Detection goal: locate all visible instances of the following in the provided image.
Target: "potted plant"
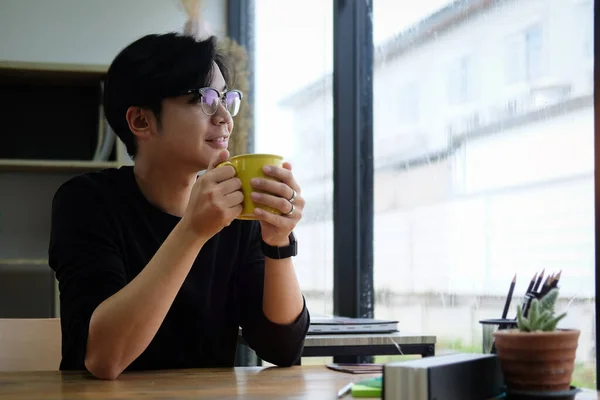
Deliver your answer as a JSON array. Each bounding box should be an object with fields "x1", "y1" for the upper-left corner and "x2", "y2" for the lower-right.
[{"x1": 493, "y1": 288, "x2": 580, "y2": 393}]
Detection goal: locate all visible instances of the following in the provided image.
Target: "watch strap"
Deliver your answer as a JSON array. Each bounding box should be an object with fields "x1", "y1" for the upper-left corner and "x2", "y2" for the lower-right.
[{"x1": 261, "y1": 233, "x2": 298, "y2": 259}]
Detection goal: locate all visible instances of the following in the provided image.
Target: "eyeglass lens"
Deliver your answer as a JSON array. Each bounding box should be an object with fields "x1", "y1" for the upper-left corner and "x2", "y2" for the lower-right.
[{"x1": 201, "y1": 88, "x2": 242, "y2": 117}]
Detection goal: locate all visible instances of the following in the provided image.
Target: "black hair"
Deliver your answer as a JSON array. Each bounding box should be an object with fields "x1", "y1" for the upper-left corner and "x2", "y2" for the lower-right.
[{"x1": 103, "y1": 33, "x2": 231, "y2": 158}]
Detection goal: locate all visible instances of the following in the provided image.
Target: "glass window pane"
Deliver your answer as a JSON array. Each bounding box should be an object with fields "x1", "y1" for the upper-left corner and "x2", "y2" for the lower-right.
[
  {"x1": 254, "y1": 0, "x2": 333, "y2": 318},
  {"x1": 373, "y1": 0, "x2": 595, "y2": 388}
]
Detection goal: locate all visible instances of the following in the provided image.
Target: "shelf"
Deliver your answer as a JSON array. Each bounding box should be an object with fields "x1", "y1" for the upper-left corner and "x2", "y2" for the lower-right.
[
  {"x1": 0, "y1": 259, "x2": 50, "y2": 272},
  {"x1": 0, "y1": 60, "x2": 108, "y2": 84},
  {"x1": 0, "y1": 259, "x2": 48, "y2": 266},
  {"x1": 0, "y1": 159, "x2": 120, "y2": 173},
  {"x1": 0, "y1": 60, "x2": 107, "y2": 73}
]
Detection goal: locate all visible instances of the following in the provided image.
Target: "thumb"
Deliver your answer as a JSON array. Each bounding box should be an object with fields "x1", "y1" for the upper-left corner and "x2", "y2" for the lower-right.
[{"x1": 207, "y1": 150, "x2": 230, "y2": 170}]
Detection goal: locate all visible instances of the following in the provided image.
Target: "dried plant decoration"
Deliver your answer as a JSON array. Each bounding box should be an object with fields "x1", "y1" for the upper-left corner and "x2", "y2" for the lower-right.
[
  {"x1": 180, "y1": 0, "x2": 251, "y2": 155},
  {"x1": 217, "y1": 37, "x2": 250, "y2": 156},
  {"x1": 180, "y1": 0, "x2": 212, "y2": 39}
]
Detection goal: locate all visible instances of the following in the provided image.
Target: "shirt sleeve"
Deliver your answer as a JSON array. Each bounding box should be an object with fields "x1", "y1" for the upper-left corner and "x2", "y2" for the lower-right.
[
  {"x1": 237, "y1": 221, "x2": 310, "y2": 367},
  {"x1": 48, "y1": 176, "x2": 128, "y2": 370}
]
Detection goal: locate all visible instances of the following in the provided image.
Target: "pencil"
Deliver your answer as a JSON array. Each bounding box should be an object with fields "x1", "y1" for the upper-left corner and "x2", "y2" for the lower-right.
[
  {"x1": 540, "y1": 273, "x2": 553, "y2": 294},
  {"x1": 532, "y1": 269, "x2": 545, "y2": 293},
  {"x1": 540, "y1": 276, "x2": 555, "y2": 297},
  {"x1": 519, "y1": 273, "x2": 537, "y2": 317},
  {"x1": 524, "y1": 269, "x2": 545, "y2": 317},
  {"x1": 551, "y1": 270, "x2": 562, "y2": 289},
  {"x1": 543, "y1": 273, "x2": 552, "y2": 288},
  {"x1": 525, "y1": 272, "x2": 537, "y2": 294},
  {"x1": 501, "y1": 274, "x2": 517, "y2": 319}
]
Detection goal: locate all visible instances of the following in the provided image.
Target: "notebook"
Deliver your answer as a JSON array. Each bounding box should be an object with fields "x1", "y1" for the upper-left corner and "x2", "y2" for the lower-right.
[
  {"x1": 308, "y1": 315, "x2": 398, "y2": 335},
  {"x1": 327, "y1": 363, "x2": 384, "y2": 374}
]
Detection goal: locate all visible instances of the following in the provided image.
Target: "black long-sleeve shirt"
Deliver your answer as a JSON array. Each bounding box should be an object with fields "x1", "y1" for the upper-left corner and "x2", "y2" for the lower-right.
[{"x1": 48, "y1": 166, "x2": 309, "y2": 371}]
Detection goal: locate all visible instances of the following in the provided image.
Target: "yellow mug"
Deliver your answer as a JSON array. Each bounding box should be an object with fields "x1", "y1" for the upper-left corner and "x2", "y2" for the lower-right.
[{"x1": 217, "y1": 153, "x2": 284, "y2": 220}]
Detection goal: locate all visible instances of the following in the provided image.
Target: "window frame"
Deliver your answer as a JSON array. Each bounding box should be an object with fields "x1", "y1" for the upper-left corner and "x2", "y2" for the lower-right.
[
  {"x1": 227, "y1": 0, "x2": 259, "y2": 367},
  {"x1": 227, "y1": 0, "x2": 255, "y2": 153},
  {"x1": 594, "y1": 0, "x2": 599, "y2": 387},
  {"x1": 331, "y1": 0, "x2": 375, "y2": 353}
]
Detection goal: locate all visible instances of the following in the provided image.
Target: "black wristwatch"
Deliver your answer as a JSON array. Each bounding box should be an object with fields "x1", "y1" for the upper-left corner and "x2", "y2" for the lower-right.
[{"x1": 261, "y1": 232, "x2": 298, "y2": 259}]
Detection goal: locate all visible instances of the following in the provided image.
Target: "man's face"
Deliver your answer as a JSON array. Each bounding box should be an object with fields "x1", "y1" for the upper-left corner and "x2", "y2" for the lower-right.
[{"x1": 145, "y1": 62, "x2": 234, "y2": 171}]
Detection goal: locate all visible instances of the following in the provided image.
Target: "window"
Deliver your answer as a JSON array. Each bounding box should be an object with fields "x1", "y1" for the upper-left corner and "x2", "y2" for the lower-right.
[
  {"x1": 448, "y1": 55, "x2": 473, "y2": 106},
  {"x1": 373, "y1": 0, "x2": 595, "y2": 389},
  {"x1": 524, "y1": 25, "x2": 542, "y2": 81},
  {"x1": 254, "y1": 0, "x2": 333, "y2": 317},
  {"x1": 505, "y1": 24, "x2": 543, "y2": 84}
]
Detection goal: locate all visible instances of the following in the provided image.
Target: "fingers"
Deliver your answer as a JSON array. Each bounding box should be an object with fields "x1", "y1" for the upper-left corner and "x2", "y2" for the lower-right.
[
  {"x1": 224, "y1": 191, "x2": 244, "y2": 209},
  {"x1": 214, "y1": 177, "x2": 243, "y2": 209},
  {"x1": 219, "y1": 176, "x2": 242, "y2": 195},
  {"x1": 262, "y1": 164, "x2": 301, "y2": 194},
  {"x1": 253, "y1": 207, "x2": 299, "y2": 230},
  {"x1": 207, "y1": 149, "x2": 230, "y2": 170},
  {"x1": 207, "y1": 165, "x2": 236, "y2": 183},
  {"x1": 250, "y1": 192, "x2": 293, "y2": 214},
  {"x1": 251, "y1": 191, "x2": 305, "y2": 227},
  {"x1": 250, "y1": 178, "x2": 298, "y2": 204}
]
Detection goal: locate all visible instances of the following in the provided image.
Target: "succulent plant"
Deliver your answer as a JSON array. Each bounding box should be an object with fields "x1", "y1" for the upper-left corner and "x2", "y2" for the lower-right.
[{"x1": 516, "y1": 288, "x2": 567, "y2": 332}]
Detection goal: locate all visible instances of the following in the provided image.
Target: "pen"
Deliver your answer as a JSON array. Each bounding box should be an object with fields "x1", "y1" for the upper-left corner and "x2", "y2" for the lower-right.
[{"x1": 337, "y1": 382, "x2": 353, "y2": 398}]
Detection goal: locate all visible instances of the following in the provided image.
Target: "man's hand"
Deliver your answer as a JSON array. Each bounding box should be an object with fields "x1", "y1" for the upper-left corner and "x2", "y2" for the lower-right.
[
  {"x1": 182, "y1": 150, "x2": 243, "y2": 241},
  {"x1": 249, "y1": 161, "x2": 304, "y2": 247}
]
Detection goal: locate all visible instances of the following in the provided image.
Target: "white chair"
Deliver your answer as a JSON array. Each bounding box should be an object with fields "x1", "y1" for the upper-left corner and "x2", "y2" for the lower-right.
[{"x1": 0, "y1": 318, "x2": 61, "y2": 371}]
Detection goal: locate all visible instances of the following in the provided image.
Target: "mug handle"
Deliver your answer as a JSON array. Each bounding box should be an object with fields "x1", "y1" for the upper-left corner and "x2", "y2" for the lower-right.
[{"x1": 216, "y1": 160, "x2": 236, "y2": 171}]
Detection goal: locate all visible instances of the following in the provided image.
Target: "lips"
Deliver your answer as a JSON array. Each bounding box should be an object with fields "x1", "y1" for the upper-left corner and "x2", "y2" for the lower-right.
[
  {"x1": 205, "y1": 133, "x2": 229, "y2": 142},
  {"x1": 205, "y1": 135, "x2": 229, "y2": 149},
  {"x1": 206, "y1": 137, "x2": 228, "y2": 143}
]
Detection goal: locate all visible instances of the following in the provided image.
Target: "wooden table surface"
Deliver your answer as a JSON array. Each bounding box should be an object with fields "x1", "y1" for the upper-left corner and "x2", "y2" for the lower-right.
[
  {"x1": 0, "y1": 365, "x2": 597, "y2": 399},
  {"x1": 0, "y1": 366, "x2": 378, "y2": 399}
]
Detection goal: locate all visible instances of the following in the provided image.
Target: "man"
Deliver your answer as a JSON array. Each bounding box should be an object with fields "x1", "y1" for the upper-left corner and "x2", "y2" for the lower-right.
[{"x1": 48, "y1": 33, "x2": 309, "y2": 380}]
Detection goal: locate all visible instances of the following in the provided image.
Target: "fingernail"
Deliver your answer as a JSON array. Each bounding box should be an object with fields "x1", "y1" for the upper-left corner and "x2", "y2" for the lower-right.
[
  {"x1": 254, "y1": 208, "x2": 263, "y2": 215},
  {"x1": 251, "y1": 192, "x2": 260, "y2": 200},
  {"x1": 251, "y1": 178, "x2": 260, "y2": 186},
  {"x1": 263, "y1": 166, "x2": 271, "y2": 173}
]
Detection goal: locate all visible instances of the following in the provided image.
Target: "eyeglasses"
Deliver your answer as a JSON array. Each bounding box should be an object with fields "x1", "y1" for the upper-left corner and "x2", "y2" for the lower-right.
[{"x1": 180, "y1": 87, "x2": 243, "y2": 117}]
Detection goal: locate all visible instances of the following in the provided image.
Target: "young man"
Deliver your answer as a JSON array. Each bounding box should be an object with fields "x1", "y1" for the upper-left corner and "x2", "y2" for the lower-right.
[{"x1": 48, "y1": 33, "x2": 309, "y2": 380}]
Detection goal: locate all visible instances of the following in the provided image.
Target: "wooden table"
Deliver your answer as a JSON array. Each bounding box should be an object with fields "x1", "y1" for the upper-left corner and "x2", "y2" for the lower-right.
[
  {"x1": 0, "y1": 366, "x2": 597, "y2": 399},
  {"x1": 0, "y1": 366, "x2": 377, "y2": 399}
]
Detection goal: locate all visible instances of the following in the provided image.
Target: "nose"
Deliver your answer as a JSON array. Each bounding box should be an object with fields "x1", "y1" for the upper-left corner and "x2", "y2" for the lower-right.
[{"x1": 211, "y1": 102, "x2": 232, "y2": 126}]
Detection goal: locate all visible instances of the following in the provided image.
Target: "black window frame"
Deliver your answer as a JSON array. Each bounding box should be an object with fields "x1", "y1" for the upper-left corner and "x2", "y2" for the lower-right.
[
  {"x1": 331, "y1": 0, "x2": 374, "y2": 363},
  {"x1": 227, "y1": 0, "x2": 259, "y2": 367},
  {"x1": 593, "y1": 0, "x2": 598, "y2": 387},
  {"x1": 227, "y1": 0, "x2": 255, "y2": 153}
]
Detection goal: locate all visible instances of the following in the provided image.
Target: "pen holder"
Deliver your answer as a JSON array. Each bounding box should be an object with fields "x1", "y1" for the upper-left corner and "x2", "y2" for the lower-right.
[{"x1": 479, "y1": 318, "x2": 517, "y2": 354}]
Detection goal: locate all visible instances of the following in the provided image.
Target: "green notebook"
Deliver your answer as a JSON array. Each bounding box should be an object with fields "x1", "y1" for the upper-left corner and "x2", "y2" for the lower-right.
[{"x1": 351, "y1": 376, "x2": 382, "y2": 398}]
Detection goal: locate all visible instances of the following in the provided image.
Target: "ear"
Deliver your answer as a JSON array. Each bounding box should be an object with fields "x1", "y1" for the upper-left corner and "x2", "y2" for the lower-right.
[{"x1": 125, "y1": 106, "x2": 154, "y2": 140}]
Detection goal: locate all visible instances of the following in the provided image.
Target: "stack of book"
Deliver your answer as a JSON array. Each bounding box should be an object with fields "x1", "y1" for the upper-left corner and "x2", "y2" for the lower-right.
[{"x1": 308, "y1": 315, "x2": 398, "y2": 335}]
